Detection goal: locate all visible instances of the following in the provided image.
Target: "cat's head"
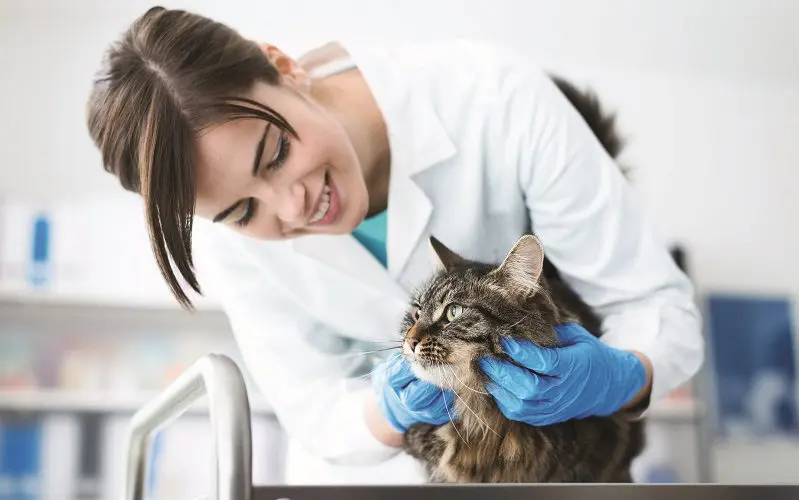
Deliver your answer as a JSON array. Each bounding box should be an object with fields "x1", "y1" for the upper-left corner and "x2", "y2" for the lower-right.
[{"x1": 401, "y1": 234, "x2": 561, "y2": 388}]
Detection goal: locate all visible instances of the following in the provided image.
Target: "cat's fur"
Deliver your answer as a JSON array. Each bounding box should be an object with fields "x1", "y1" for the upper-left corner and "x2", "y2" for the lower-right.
[{"x1": 399, "y1": 77, "x2": 645, "y2": 483}]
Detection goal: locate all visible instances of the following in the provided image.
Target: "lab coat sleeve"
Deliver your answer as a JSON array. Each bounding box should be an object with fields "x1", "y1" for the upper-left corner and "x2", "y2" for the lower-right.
[
  {"x1": 496, "y1": 58, "x2": 705, "y2": 407},
  {"x1": 192, "y1": 228, "x2": 400, "y2": 466}
]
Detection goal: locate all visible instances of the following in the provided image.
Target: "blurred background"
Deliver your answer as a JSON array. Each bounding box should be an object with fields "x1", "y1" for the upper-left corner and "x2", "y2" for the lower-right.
[{"x1": 1, "y1": 0, "x2": 798, "y2": 496}]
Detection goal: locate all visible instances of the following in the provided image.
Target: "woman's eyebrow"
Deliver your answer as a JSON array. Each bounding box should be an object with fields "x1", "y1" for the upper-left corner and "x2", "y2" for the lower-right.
[{"x1": 212, "y1": 123, "x2": 271, "y2": 223}]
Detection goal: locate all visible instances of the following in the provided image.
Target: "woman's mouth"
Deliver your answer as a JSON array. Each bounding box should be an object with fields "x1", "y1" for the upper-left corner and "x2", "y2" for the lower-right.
[{"x1": 308, "y1": 172, "x2": 340, "y2": 226}]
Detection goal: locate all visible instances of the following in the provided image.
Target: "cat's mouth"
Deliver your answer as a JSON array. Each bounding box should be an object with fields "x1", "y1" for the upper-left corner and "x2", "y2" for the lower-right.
[
  {"x1": 403, "y1": 340, "x2": 453, "y2": 388},
  {"x1": 408, "y1": 359, "x2": 457, "y2": 389},
  {"x1": 404, "y1": 345, "x2": 480, "y2": 392},
  {"x1": 403, "y1": 328, "x2": 483, "y2": 389}
]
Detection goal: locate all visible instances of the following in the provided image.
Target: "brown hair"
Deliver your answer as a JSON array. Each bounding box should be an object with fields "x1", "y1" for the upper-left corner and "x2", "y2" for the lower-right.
[{"x1": 86, "y1": 6, "x2": 296, "y2": 309}]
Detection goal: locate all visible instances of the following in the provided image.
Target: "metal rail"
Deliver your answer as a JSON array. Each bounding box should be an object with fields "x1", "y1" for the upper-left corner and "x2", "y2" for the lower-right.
[{"x1": 123, "y1": 353, "x2": 253, "y2": 500}]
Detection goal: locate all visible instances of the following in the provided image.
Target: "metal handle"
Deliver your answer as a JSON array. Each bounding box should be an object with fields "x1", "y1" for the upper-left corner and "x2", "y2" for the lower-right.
[{"x1": 124, "y1": 353, "x2": 252, "y2": 500}]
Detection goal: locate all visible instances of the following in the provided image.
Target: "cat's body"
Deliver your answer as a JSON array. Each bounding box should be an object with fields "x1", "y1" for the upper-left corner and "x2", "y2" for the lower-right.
[
  {"x1": 405, "y1": 403, "x2": 643, "y2": 483},
  {"x1": 401, "y1": 260, "x2": 646, "y2": 483},
  {"x1": 398, "y1": 76, "x2": 646, "y2": 483}
]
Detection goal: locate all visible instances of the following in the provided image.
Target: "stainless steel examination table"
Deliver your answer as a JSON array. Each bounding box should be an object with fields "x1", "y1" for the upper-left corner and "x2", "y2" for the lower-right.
[{"x1": 122, "y1": 353, "x2": 789, "y2": 500}]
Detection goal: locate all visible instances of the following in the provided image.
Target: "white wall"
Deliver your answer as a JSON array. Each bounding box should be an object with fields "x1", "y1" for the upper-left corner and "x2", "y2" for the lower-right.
[
  {"x1": 2, "y1": 0, "x2": 798, "y2": 483},
  {"x1": 574, "y1": 70, "x2": 799, "y2": 297},
  {"x1": 1, "y1": 0, "x2": 797, "y2": 295}
]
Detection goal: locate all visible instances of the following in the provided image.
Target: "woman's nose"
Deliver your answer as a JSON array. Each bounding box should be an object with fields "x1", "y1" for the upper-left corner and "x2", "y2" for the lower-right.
[{"x1": 275, "y1": 183, "x2": 307, "y2": 227}]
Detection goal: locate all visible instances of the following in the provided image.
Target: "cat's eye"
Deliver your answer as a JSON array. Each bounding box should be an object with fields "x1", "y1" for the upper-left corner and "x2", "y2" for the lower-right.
[
  {"x1": 445, "y1": 304, "x2": 463, "y2": 322},
  {"x1": 411, "y1": 305, "x2": 421, "y2": 321}
]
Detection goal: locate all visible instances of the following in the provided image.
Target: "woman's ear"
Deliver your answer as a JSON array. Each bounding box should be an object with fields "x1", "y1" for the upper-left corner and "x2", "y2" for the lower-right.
[{"x1": 258, "y1": 43, "x2": 310, "y2": 88}]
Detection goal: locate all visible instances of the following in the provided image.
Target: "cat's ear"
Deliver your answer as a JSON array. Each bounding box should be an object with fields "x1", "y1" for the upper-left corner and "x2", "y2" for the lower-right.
[
  {"x1": 429, "y1": 235, "x2": 466, "y2": 272},
  {"x1": 492, "y1": 234, "x2": 545, "y2": 291}
]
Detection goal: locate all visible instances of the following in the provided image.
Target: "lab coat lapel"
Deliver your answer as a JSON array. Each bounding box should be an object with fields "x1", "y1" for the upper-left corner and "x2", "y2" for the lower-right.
[
  {"x1": 290, "y1": 233, "x2": 402, "y2": 298},
  {"x1": 288, "y1": 233, "x2": 409, "y2": 342},
  {"x1": 384, "y1": 85, "x2": 457, "y2": 284}
]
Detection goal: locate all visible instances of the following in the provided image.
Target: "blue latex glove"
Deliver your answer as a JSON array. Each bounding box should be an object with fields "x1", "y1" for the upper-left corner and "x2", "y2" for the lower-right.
[
  {"x1": 479, "y1": 323, "x2": 648, "y2": 426},
  {"x1": 372, "y1": 353, "x2": 456, "y2": 433}
]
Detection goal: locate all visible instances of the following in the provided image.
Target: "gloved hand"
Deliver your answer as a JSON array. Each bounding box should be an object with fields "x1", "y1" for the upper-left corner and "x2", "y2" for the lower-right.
[
  {"x1": 478, "y1": 323, "x2": 649, "y2": 426},
  {"x1": 372, "y1": 353, "x2": 456, "y2": 433}
]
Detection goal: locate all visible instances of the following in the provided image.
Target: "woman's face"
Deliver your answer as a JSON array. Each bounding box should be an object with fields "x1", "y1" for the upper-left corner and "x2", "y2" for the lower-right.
[{"x1": 193, "y1": 48, "x2": 369, "y2": 240}]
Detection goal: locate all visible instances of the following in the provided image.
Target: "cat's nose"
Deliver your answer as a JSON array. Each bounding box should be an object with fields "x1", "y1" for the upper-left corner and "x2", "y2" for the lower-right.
[
  {"x1": 405, "y1": 325, "x2": 427, "y2": 354},
  {"x1": 406, "y1": 336, "x2": 429, "y2": 354},
  {"x1": 406, "y1": 336, "x2": 422, "y2": 353}
]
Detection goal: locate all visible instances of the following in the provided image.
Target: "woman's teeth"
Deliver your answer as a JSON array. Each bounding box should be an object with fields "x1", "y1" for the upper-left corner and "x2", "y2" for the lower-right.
[{"x1": 309, "y1": 181, "x2": 331, "y2": 223}]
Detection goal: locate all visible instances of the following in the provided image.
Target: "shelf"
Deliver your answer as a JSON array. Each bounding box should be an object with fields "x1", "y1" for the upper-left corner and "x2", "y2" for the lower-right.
[
  {"x1": 0, "y1": 390, "x2": 273, "y2": 417},
  {"x1": 0, "y1": 284, "x2": 223, "y2": 312},
  {"x1": 0, "y1": 390, "x2": 697, "y2": 422},
  {"x1": 0, "y1": 281, "x2": 704, "y2": 426}
]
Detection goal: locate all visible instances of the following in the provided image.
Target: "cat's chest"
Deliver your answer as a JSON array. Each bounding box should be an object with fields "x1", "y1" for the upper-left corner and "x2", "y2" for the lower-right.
[{"x1": 432, "y1": 424, "x2": 523, "y2": 483}]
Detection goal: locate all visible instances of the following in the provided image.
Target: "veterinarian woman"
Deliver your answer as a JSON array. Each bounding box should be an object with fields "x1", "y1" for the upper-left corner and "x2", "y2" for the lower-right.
[{"x1": 87, "y1": 7, "x2": 703, "y2": 484}]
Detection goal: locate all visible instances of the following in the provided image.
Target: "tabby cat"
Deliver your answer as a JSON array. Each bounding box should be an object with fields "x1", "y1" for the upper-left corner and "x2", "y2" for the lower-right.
[{"x1": 399, "y1": 77, "x2": 646, "y2": 483}]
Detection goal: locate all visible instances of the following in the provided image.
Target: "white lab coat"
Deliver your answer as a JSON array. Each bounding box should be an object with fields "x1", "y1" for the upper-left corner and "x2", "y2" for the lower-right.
[{"x1": 192, "y1": 39, "x2": 704, "y2": 485}]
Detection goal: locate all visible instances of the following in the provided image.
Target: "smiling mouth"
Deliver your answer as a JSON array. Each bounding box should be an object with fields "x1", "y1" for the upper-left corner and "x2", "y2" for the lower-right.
[
  {"x1": 306, "y1": 171, "x2": 341, "y2": 227},
  {"x1": 309, "y1": 175, "x2": 331, "y2": 224}
]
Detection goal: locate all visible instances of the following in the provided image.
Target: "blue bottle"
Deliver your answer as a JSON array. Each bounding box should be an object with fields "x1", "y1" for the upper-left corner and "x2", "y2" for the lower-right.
[{"x1": 28, "y1": 212, "x2": 51, "y2": 288}]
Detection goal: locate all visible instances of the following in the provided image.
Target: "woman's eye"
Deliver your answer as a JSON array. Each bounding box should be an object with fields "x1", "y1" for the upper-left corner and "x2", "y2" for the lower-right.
[
  {"x1": 234, "y1": 199, "x2": 256, "y2": 227},
  {"x1": 267, "y1": 132, "x2": 291, "y2": 171},
  {"x1": 446, "y1": 304, "x2": 463, "y2": 322}
]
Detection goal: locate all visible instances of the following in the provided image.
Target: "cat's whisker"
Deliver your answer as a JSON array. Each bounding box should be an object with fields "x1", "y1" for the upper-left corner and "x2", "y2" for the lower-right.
[
  {"x1": 439, "y1": 368, "x2": 479, "y2": 440},
  {"x1": 336, "y1": 347, "x2": 401, "y2": 358},
  {"x1": 352, "y1": 364, "x2": 387, "y2": 382},
  {"x1": 351, "y1": 351, "x2": 404, "y2": 382},
  {"x1": 438, "y1": 363, "x2": 471, "y2": 441},
  {"x1": 447, "y1": 366, "x2": 490, "y2": 395},
  {"x1": 438, "y1": 365, "x2": 471, "y2": 442},
  {"x1": 507, "y1": 312, "x2": 531, "y2": 329},
  {"x1": 439, "y1": 372, "x2": 469, "y2": 448},
  {"x1": 443, "y1": 367, "x2": 501, "y2": 439}
]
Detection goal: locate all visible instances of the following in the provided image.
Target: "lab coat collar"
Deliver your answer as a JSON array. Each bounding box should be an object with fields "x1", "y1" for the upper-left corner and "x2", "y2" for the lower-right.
[
  {"x1": 365, "y1": 46, "x2": 457, "y2": 281},
  {"x1": 291, "y1": 43, "x2": 457, "y2": 291}
]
